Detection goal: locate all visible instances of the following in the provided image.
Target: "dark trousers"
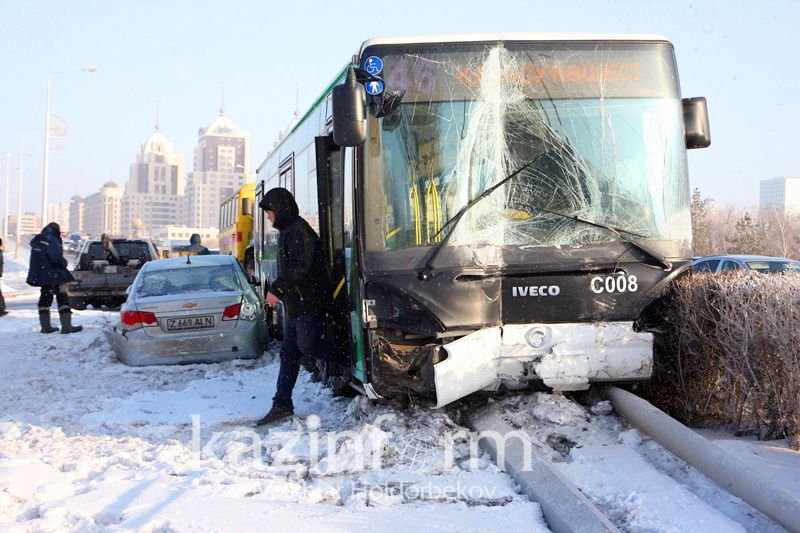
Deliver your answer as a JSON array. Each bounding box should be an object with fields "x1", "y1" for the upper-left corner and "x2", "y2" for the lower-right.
[
  {"x1": 38, "y1": 284, "x2": 70, "y2": 311},
  {"x1": 0, "y1": 281, "x2": 5, "y2": 313},
  {"x1": 273, "y1": 312, "x2": 345, "y2": 410}
]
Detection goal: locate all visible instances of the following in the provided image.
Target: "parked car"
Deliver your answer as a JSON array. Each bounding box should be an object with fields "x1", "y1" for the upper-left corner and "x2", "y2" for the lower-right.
[
  {"x1": 63, "y1": 232, "x2": 89, "y2": 254},
  {"x1": 104, "y1": 254, "x2": 267, "y2": 366},
  {"x1": 692, "y1": 255, "x2": 800, "y2": 274},
  {"x1": 68, "y1": 237, "x2": 160, "y2": 309},
  {"x1": 160, "y1": 239, "x2": 192, "y2": 258}
]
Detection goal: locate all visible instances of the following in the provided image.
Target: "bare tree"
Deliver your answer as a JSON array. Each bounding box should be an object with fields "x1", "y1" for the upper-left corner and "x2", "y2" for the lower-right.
[
  {"x1": 759, "y1": 207, "x2": 792, "y2": 258},
  {"x1": 691, "y1": 188, "x2": 712, "y2": 256},
  {"x1": 706, "y1": 204, "x2": 744, "y2": 255},
  {"x1": 729, "y1": 212, "x2": 767, "y2": 254}
]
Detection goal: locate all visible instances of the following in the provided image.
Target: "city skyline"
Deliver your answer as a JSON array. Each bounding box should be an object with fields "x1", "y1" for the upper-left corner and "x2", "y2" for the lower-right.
[
  {"x1": 48, "y1": 108, "x2": 254, "y2": 237},
  {"x1": 2, "y1": 0, "x2": 799, "y2": 218}
]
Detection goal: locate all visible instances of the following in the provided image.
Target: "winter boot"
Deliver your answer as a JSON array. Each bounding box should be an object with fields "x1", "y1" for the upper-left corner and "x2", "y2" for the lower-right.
[
  {"x1": 58, "y1": 309, "x2": 83, "y2": 334},
  {"x1": 39, "y1": 309, "x2": 59, "y2": 334},
  {"x1": 255, "y1": 405, "x2": 293, "y2": 426}
]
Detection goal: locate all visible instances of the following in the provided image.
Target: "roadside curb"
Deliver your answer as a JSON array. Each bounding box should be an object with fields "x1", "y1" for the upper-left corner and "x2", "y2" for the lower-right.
[{"x1": 466, "y1": 404, "x2": 618, "y2": 533}]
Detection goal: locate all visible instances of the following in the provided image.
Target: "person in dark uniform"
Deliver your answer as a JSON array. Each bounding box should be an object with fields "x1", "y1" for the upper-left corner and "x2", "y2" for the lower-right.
[
  {"x1": 26, "y1": 222, "x2": 82, "y2": 334},
  {"x1": 186, "y1": 233, "x2": 210, "y2": 255},
  {"x1": 0, "y1": 238, "x2": 7, "y2": 317},
  {"x1": 255, "y1": 187, "x2": 346, "y2": 425}
]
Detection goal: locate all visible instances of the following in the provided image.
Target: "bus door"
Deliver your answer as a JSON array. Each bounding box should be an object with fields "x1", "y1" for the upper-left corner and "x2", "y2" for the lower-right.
[{"x1": 315, "y1": 135, "x2": 362, "y2": 377}]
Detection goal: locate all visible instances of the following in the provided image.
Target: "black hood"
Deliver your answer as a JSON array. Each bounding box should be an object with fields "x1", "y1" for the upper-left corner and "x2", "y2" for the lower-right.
[
  {"x1": 190, "y1": 233, "x2": 202, "y2": 245},
  {"x1": 31, "y1": 222, "x2": 59, "y2": 246},
  {"x1": 259, "y1": 187, "x2": 299, "y2": 230}
]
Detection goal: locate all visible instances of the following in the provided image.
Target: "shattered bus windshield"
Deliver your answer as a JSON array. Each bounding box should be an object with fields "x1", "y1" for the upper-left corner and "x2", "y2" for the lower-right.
[{"x1": 362, "y1": 42, "x2": 691, "y2": 271}]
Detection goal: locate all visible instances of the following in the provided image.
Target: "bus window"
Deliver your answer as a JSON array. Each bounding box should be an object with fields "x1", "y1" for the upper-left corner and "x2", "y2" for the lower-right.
[{"x1": 279, "y1": 155, "x2": 294, "y2": 192}]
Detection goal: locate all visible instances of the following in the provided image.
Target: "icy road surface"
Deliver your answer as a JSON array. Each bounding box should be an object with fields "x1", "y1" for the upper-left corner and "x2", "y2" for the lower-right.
[{"x1": 0, "y1": 250, "x2": 797, "y2": 532}]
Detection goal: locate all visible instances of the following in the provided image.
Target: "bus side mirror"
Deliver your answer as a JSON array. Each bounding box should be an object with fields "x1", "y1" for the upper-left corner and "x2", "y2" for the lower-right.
[
  {"x1": 683, "y1": 97, "x2": 711, "y2": 149},
  {"x1": 242, "y1": 197, "x2": 253, "y2": 217},
  {"x1": 332, "y1": 67, "x2": 366, "y2": 147}
]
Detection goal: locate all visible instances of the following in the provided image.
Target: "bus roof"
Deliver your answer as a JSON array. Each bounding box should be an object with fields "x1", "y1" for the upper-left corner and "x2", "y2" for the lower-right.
[{"x1": 359, "y1": 33, "x2": 670, "y2": 52}]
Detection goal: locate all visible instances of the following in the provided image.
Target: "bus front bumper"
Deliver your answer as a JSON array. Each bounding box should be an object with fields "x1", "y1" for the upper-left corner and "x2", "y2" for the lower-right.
[{"x1": 433, "y1": 322, "x2": 653, "y2": 408}]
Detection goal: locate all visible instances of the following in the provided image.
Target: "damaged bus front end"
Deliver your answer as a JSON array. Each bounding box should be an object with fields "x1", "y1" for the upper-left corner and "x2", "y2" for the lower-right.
[{"x1": 314, "y1": 34, "x2": 710, "y2": 407}]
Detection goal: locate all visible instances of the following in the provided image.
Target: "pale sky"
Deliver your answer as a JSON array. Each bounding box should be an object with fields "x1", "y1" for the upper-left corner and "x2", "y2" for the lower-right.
[{"x1": 1, "y1": 0, "x2": 798, "y2": 217}]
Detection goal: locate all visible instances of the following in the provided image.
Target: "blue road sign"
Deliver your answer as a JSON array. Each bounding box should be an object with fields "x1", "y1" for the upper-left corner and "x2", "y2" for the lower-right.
[
  {"x1": 364, "y1": 56, "x2": 383, "y2": 76},
  {"x1": 366, "y1": 80, "x2": 384, "y2": 95}
]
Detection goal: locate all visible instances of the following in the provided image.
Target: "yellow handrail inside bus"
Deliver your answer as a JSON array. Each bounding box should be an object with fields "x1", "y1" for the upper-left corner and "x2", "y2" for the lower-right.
[
  {"x1": 333, "y1": 276, "x2": 346, "y2": 300},
  {"x1": 409, "y1": 184, "x2": 422, "y2": 245},
  {"x1": 426, "y1": 165, "x2": 442, "y2": 243},
  {"x1": 385, "y1": 194, "x2": 402, "y2": 245}
]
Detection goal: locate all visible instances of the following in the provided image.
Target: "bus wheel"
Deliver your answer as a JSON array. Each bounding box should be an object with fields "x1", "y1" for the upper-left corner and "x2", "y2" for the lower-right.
[
  {"x1": 245, "y1": 256, "x2": 255, "y2": 278},
  {"x1": 323, "y1": 363, "x2": 358, "y2": 397}
]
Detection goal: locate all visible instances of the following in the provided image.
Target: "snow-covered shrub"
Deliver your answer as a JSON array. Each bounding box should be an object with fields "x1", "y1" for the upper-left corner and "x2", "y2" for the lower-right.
[{"x1": 644, "y1": 271, "x2": 800, "y2": 450}]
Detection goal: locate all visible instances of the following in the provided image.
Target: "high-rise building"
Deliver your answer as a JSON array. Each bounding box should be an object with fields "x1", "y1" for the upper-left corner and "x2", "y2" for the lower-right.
[
  {"x1": 47, "y1": 202, "x2": 71, "y2": 232},
  {"x1": 69, "y1": 195, "x2": 84, "y2": 233},
  {"x1": 184, "y1": 108, "x2": 254, "y2": 230},
  {"x1": 13, "y1": 212, "x2": 42, "y2": 236},
  {"x1": 759, "y1": 177, "x2": 800, "y2": 216},
  {"x1": 83, "y1": 181, "x2": 123, "y2": 236},
  {"x1": 122, "y1": 125, "x2": 185, "y2": 236}
]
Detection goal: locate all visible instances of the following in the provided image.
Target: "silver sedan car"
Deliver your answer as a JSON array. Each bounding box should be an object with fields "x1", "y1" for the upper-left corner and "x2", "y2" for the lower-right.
[
  {"x1": 105, "y1": 255, "x2": 267, "y2": 366},
  {"x1": 692, "y1": 255, "x2": 800, "y2": 274}
]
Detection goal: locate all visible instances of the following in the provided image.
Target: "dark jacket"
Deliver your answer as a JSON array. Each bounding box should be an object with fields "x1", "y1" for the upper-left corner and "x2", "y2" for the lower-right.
[
  {"x1": 27, "y1": 224, "x2": 73, "y2": 287},
  {"x1": 260, "y1": 187, "x2": 331, "y2": 317},
  {"x1": 0, "y1": 246, "x2": 4, "y2": 278},
  {"x1": 186, "y1": 233, "x2": 210, "y2": 255}
]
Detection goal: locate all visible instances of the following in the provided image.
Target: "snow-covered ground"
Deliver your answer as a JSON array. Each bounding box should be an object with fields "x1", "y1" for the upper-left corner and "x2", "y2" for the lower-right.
[{"x1": 1, "y1": 242, "x2": 798, "y2": 532}]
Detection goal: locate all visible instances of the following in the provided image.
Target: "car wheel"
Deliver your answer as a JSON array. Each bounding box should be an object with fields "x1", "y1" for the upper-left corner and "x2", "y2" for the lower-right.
[
  {"x1": 106, "y1": 299, "x2": 124, "y2": 310},
  {"x1": 70, "y1": 297, "x2": 87, "y2": 310}
]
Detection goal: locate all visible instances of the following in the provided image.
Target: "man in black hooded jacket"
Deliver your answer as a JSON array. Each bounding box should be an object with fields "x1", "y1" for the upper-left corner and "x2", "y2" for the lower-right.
[
  {"x1": 186, "y1": 233, "x2": 210, "y2": 255},
  {"x1": 256, "y1": 187, "x2": 346, "y2": 425}
]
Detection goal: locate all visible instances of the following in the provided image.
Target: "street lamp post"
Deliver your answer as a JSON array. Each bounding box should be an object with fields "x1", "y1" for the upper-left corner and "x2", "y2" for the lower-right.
[
  {"x1": 16, "y1": 133, "x2": 26, "y2": 259},
  {"x1": 15, "y1": 129, "x2": 39, "y2": 259},
  {"x1": 42, "y1": 66, "x2": 96, "y2": 229},
  {"x1": 4, "y1": 153, "x2": 11, "y2": 240}
]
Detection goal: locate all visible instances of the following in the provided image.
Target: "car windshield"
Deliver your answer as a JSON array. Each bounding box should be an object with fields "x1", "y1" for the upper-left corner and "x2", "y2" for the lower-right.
[
  {"x1": 137, "y1": 265, "x2": 241, "y2": 297},
  {"x1": 745, "y1": 260, "x2": 800, "y2": 273},
  {"x1": 362, "y1": 41, "x2": 691, "y2": 271}
]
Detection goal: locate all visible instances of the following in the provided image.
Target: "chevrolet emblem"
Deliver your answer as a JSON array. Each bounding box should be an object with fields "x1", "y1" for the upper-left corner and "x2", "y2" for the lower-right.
[{"x1": 182, "y1": 302, "x2": 197, "y2": 308}]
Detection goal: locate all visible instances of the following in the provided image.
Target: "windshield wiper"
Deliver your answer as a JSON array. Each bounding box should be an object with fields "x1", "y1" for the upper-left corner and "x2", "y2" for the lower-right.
[
  {"x1": 418, "y1": 153, "x2": 547, "y2": 281},
  {"x1": 517, "y1": 202, "x2": 673, "y2": 270}
]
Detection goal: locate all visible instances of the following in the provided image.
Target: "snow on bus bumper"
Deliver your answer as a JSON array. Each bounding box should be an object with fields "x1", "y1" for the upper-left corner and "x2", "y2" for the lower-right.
[{"x1": 433, "y1": 322, "x2": 653, "y2": 408}]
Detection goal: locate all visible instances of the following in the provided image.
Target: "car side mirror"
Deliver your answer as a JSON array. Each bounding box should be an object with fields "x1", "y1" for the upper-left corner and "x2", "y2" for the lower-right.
[
  {"x1": 332, "y1": 67, "x2": 366, "y2": 147},
  {"x1": 683, "y1": 97, "x2": 711, "y2": 149}
]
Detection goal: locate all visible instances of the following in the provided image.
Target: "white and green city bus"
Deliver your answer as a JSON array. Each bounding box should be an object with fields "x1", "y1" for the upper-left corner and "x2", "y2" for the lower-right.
[{"x1": 251, "y1": 33, "x2": 710, "y2": 406}]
